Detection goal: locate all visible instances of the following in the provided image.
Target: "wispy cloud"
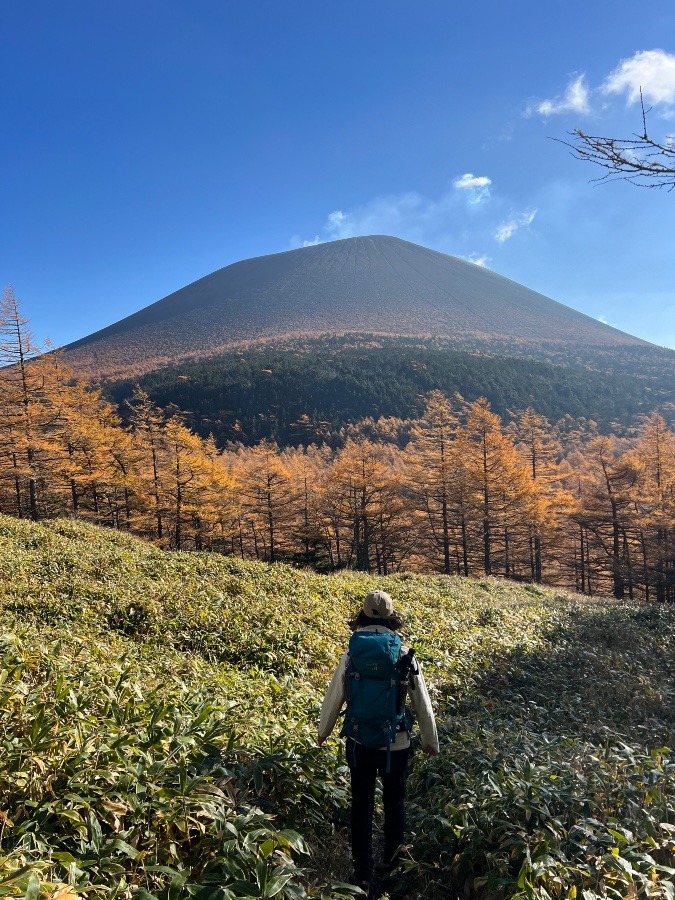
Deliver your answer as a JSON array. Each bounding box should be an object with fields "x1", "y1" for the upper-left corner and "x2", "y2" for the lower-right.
[
  {"x1": 327, "y1": 211, "x2": 348, "y2": 232},
  {"x1": 453, "y1": 173, "x2": 492, "y2": 204},
  {"x1": 317, "y1": 192, "x2": 437, "y2": 242},
  {"x1": 495, "y1": 210, "x2": 537, "y2": 244},
  {"x1": 602, "y1": 49, "x2": 675, "y2": 107},
  {"x1": 465, "y1": 253, "x2": 490, "y2": 267},
  {"x1": 292, "y1": 174, "x2": 495, "y2": 249},
  {"x1": 596, "y1": 314, "x2": 620, "y2": 328},
  {"x1": 526, "y1": 74, "x2": 590, "y2": 117},
  {"x1": 291, "y1": 174, "x2": 540, "y2": 261}
]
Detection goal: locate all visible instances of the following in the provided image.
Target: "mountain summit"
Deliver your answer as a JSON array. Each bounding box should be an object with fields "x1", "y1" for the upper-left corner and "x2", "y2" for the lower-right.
[{"x1": 65, "y1": 235, "x2": 649, "y2": 379}]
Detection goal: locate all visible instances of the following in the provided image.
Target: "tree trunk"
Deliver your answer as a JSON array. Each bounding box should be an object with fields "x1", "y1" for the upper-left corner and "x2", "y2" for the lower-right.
[{"x1": 611, "y1": 498, "x2": 625, "y2": 599}]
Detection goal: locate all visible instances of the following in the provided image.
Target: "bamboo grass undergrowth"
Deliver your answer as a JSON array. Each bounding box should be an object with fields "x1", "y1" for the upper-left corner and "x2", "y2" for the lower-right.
[{"x1": 1, "y1": 516, "x2": 674, "y2": 899}]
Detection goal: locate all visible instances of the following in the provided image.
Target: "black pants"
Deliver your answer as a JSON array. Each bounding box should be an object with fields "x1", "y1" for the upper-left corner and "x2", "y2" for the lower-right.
[{"x1": 346, "y1": 738, "x2": 412, "y2": 881}]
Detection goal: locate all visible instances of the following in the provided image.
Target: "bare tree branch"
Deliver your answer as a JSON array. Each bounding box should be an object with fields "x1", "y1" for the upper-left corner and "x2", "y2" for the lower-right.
[{"x1": 556, "y1": 91, "x2": 675, "y2": 190}]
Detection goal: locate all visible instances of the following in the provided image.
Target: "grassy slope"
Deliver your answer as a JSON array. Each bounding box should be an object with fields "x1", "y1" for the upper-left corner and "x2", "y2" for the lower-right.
[{"x1": 1, "y1": 516, "x2": 675, "y2": 899}]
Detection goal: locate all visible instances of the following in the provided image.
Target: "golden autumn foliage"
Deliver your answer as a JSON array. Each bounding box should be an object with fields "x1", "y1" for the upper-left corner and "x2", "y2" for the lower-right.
[{"x1": 1, "y1": 289, "x2": 674, "y2": 598}]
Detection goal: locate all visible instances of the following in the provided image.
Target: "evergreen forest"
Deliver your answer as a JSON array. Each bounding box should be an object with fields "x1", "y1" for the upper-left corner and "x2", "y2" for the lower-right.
[{"x1": 105, "y1": 337, "x2": 675, "y2": 447}]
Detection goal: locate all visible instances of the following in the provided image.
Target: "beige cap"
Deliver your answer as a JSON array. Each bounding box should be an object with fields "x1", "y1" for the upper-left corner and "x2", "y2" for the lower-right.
[{"x1": 363, "y1": 589, "x2": 395, "y2": 619}]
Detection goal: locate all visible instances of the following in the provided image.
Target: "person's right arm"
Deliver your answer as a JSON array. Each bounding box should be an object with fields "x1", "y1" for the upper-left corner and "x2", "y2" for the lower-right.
[{"x1": 318, "y1": 652, "x2": 348, "y2": 745}]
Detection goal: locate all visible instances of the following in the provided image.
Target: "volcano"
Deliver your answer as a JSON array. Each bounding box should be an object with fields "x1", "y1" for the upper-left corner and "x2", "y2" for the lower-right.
[{"x1": 64, "y1": 235, "x2": 650, "y2": 380}]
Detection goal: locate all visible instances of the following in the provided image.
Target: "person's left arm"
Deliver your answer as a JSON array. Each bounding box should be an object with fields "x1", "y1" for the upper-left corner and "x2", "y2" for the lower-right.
[{"x1": 409, "y1": 659, "x2": 439, "y2": 755}]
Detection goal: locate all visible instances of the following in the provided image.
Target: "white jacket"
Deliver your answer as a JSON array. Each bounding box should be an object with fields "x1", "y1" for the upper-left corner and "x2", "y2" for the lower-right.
[{"x1": 318, "y1": 624, "x2": 439, "y2": 753}]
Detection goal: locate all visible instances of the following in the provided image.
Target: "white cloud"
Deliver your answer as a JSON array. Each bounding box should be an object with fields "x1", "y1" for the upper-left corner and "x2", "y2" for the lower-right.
[
  {"x1": 289, "y1": 233, "x2": 323, "y2": 248},
  {"x1": 602, "y1": 49, "x2": 675, "y2": 107},
  {"x1": 320, "y1": 192, "x2": 434, "y2": 242},
  {"x1": 465, "y1": 253, "x2": 490, "y2": 267},
  {"x1": 495, "y1": 222, "x2": 517, "y2": 243},
  {"x1": 454, "y1": 174, "x2": 490, "y2": 190},
  {"x1": 499, "y1": 122, "x2": 515, "y2": 142},
  {"x1": 597, "y1": 315, "x2": 609, "y2": 324},
  {"x1": 495, "y1": 209, "x2": 537, "y2": 244},
  {"x1": 453, "y1": 172, "x2": 492, "y2": 204},
  {"x1": 524, "y1": 50, "x2": 675, "y2": 125},
  {"x1": 526, "y1": 74, "x2": 590, "y2": 117},
  {"x1": 327, "y1": 210, "x2": 347, "y2": 230},
  {"x1": 294, "y1": 176, "x2": 537, "y2": 256},
  {"x1": 310, "y1": 175, "x2": 494, "y2": 245}
]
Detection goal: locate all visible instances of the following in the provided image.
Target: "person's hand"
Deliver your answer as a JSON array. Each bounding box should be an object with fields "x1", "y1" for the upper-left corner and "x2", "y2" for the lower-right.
[{"x1": 423, "y1": 745, "x2": 439, "y2": 756}]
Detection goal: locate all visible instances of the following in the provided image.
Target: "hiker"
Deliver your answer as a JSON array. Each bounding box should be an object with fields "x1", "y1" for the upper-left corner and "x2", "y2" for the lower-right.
[{"x1": 318, "y1": 589, "x2": 439, "y2": 891}]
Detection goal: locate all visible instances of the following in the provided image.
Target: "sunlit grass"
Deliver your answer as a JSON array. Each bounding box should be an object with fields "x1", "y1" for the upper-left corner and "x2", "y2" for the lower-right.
[{"x1": 1, "y1": 516, "x2": 674, "y2": 899}]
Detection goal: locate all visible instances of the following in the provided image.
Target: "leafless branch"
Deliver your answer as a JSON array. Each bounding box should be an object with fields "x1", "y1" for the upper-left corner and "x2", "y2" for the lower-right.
[{"x1": 555, "y1": 91, "x2": 675, "y2": 190}]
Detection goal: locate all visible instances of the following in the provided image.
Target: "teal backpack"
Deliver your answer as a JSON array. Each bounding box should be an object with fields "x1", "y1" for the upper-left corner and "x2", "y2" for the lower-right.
[{"x1": 340, "y1": 630, "x2": 413, "y2": 757}]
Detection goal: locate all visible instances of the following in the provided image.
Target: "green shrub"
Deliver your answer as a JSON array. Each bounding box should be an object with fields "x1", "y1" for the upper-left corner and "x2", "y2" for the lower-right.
[{"x1": 1, "y1": 516, "x2": 675, "y2": 899}]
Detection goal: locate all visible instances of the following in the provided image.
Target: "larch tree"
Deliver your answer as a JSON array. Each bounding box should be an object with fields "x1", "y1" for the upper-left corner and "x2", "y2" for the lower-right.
[
  {"x1": 512, "y1": 407, "x2": 566, "y2": 582},
  {"x1": 406, "y1": 391, "x2": 460, "y2": 574},
  {"x1": 0, "y1": 287, "x2": 62, "y2": 520},
  {"x1": 630, "y1": 414, "x2": 675, "y2": 601},
  {"x1": 368, "y1": 442, "x2": 411, "y2": 575},
  {"x1": 556, "y1": 417, "x2": 607, "y2": 594},
  {"x1": 461, "y1": 398, "x2": 540, "y2": 577},
  {"x1": 324, "y1": 438, "x2": 407, "y2": 573},
  {"x1": 161, "y1": 418, "x2": 228, "y2": 550},
  {"x1": 53, "y1": 369, "x2": 131, "y2": 523},
  {"x1": 281, "y1": 444, "x2": 332, "y2": 568},
  {"x1": 572, "y1": 436, "x2": 638, "y2": 599},
  {"x1": 236, "y1": 440, "x2": 298, "y2": 563},
  {"x1": 127, "y1": 388, "x2": 170, "y2": 541}
]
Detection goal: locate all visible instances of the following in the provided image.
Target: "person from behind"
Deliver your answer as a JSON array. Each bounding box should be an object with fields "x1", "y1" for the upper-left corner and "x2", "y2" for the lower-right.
[{"x1": 318, "y1": 589, "x2": 439, "y2": 893}]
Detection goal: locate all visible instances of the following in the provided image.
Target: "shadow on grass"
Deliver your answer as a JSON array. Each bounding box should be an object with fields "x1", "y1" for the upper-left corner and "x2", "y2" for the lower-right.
[
  {"x1": 459, "y1": 600, "x2": 675, "y2": 744},
  {"x1": 400, "y1": 601, "x2": 675, "y2": 900}
]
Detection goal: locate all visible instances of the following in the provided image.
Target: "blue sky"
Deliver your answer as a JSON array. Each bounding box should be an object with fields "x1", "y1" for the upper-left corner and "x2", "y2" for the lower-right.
[{"x1": 2, "y1": 1, "x2": 675, "y2": 350}]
